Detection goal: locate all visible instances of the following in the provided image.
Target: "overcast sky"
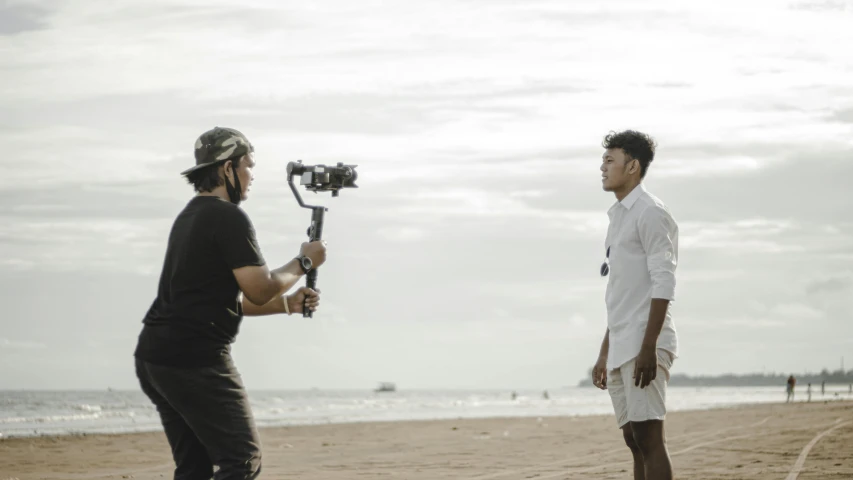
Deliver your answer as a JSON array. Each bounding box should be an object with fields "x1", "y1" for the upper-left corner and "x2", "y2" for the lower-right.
[{"x1": 1, "y1": 0, "x2": 852, "y2": 390}]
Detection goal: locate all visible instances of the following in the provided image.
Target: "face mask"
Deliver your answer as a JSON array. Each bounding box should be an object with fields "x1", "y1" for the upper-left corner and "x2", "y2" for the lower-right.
[{"x1": 225, "y1": 162, "x2": 242, "y2": 205}]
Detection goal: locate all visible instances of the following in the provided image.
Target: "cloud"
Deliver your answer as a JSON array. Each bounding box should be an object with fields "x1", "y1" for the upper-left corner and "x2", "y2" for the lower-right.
[
  {"x1": 679, "y1": 218, "x2": 850, "y2": 254},
  {"x1": 426, "y1": 317, "x2": 596, "y2": 345},
  {"x1": 788, "y1": 0, "x2": 851, "y2": 12},
  {"x1": 376, "y1": 226, "x2": 426, "y2": 242},
  {"x1": 688, "y1": 304, "x2": 824, "y2": 330},
  {"x1": 568, "y1": 314, "x2": 587, "y2": 327},
  {"x1": 372, "y1": 191, "x2": 609, "y2": 245},
  {"x1": 680, "y1": 218, "x2": 796, "y2": 251},
  {"x1": 509, "y1": 190, "x2": 554, "y2": 198},
  {"x1": 0, "y1": 214, "x2": 171, "y2": 274},
  {"x1": 473, "y1": 281, "x2": 600, "y2": 306},
  {"x1": 0, "y1": 182, "x2": 181, "y2": 219},
  {"x1": 1, "y1": 258, "x2": 37, "y2": 271},
  {"x1": 0, "y1": 126, "x2": 184, "y2": 189},
  {"x1": 805, "y1": 274, "x2": 853, "y2": 295},
  {"x1": 0, "y1": 1, "x2": 51, "y2": 36},
  {"x1": 679, "y1": 269, "x2": 747, "y2": 282},
  {"x1": 653, "y1": 156, "x2": 763, "y2": 178},
  {"x1": 831, "y1": 107, "x2": 853, "y2": 124},
  {"x1": 385, "y1": 188, "x2": 603, "y2": 224},
  {"x1": 769, "y1": 303, "x2": 825, "y2": 320},
  {"x1": 718, "y1": 317, "x2": 787, "y2": 328},
  {"x1": 0, "y1": 337, "x2": 46, "y2": 349}
]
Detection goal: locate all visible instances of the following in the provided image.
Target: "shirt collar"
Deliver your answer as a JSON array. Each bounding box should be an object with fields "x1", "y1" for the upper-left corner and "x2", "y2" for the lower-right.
[
  {"x1": 607, "y1": 183, "x2": 647, "y2": 216},
  {"x1": 620, "y1": 183, "x2": 646, "y2": 210}
]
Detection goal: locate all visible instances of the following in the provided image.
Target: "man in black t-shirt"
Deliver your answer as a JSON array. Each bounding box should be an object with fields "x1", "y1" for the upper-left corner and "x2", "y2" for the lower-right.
[{"x1": 134, "y1": 127, "x2": 327, "y2": 480}]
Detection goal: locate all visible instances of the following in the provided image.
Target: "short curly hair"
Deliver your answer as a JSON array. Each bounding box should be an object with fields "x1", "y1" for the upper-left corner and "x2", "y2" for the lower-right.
[{"x1": 602, "y1": 130, "x2": 657, "y2": 178}]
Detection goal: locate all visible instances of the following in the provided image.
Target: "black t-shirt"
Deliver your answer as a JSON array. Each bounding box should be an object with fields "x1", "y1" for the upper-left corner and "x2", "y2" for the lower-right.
[{"x1": 134, "y1": 196, "x2": 266, "y2": 367}]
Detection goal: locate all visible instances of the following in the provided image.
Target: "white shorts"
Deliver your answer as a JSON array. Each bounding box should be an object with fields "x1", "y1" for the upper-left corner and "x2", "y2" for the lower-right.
[{"x1": 607, "y1": 349, "x2": 675, "y2": 429}]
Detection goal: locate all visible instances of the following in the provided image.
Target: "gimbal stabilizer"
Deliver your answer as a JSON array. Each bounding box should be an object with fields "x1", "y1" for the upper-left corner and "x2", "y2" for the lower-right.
[{"x1": 286, "y1": 160, "x2": 358, "y2": 317}]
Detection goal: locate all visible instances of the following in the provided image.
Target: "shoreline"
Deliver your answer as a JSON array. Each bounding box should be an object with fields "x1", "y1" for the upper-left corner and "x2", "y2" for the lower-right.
[
  {"x1": 2, "y1": 395, "x2": 850, "y2": 440},
  {"x1": 2, "y1": 400, "x2": 852, "y2": 479}
]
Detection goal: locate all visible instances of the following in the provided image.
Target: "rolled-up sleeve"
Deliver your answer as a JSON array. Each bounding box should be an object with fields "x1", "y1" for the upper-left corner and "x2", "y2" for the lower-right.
[{"x1": 637, "y1": 205, "x2": 678, "y2": 301}]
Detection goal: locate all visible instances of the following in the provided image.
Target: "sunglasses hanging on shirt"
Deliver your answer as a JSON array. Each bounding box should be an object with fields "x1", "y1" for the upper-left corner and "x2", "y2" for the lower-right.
[{"x1": 600, "y1": 246, "x2": 610, "y2": 277}]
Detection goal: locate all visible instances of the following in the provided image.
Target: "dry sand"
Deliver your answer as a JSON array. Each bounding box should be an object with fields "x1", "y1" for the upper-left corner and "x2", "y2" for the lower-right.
[{"x1": 2, "y1": 400, "x2": 851, "y2": 480}]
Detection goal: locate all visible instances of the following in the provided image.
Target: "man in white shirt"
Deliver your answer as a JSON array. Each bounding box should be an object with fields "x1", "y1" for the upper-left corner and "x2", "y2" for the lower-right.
[{"x1": 591, "y1": 130, "x2": 678, "y2": 480}]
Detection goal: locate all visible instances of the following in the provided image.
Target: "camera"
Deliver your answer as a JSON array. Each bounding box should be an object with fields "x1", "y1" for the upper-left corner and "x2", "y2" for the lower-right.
[{"x1": 287, "y1": 161, "x2": 358, "y2": 197}]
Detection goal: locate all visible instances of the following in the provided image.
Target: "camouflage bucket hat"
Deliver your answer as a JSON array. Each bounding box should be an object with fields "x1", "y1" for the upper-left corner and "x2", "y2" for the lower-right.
[{"x1": 181, "y1": 126, "x2": 254, "y2": 176}]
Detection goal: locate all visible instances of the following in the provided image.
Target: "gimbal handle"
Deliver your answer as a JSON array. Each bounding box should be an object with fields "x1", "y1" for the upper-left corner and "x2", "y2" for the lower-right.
[{"x1": 303, "y1": 206, "x2": 325, "y2": 318}]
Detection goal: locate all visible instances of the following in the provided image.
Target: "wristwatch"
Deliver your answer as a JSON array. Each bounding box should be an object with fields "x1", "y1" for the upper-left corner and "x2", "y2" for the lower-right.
[{"x1": 295, "y1": 254, "x2": 313, "y2": 274}]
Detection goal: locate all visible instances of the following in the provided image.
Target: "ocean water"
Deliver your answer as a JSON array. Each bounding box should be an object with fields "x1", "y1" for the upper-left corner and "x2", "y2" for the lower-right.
[{"x1": 1, "y1": 386, "x2": 850, "y2": 438}]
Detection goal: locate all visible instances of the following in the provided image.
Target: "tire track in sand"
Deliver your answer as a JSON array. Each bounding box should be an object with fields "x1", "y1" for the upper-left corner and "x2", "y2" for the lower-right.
[{"x1": 785, "y1": 419, "x2": 851, "y2": 480}]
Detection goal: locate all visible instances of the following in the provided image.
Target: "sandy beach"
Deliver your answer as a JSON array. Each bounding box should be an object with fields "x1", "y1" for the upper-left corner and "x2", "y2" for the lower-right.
[{"x1": 2, "y1": 400, "x2": 851, "y2": 480}]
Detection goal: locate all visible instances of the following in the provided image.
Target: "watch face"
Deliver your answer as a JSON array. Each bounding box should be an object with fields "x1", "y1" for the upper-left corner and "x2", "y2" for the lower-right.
[{"x1": 301, "y1": 257, "x2": 312, "y2": 269}]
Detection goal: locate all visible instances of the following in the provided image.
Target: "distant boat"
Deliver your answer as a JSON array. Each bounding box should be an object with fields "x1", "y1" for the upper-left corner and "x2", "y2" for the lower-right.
[{"x1": 374, "y1": 382, "x2": 396, "y2": 393}]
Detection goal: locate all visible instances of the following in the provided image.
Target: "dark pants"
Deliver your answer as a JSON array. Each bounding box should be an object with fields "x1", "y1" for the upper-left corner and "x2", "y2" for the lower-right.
[{"x1": 135, "y1": 357, "x2": 262, "y2": 480}]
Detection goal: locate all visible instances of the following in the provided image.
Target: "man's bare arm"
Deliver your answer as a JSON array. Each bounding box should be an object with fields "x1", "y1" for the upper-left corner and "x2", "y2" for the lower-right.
[
  {"x1": 242, "y1": 294, "x2": 288, "y2": 316},
  {"x1": 641, "y1": 298, "x2": 669, "y2": 351},
  {"x1": 598, "y1": 327, "x2": 610, "y2": 360},
  {"x1": 233, "y1": 241, "x2": 327, "y2": 306},
  {"x1": 243, "y1": 286, "x2": 321, "y2": 316},
  {"x1": 233, "y1": 259, "x2": 304, "y2": 306},
  {"x1": 592, "y1": 328, "x2": 610, "y2": 389},
  {"x1": 634, "y1": 298, "x2": 670, "y2": 388}
]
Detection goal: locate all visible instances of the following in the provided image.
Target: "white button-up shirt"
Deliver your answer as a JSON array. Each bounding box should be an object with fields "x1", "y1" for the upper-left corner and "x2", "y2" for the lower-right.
[{"x1": 604, "y1": 183, "x2": 679, "y2": 371}]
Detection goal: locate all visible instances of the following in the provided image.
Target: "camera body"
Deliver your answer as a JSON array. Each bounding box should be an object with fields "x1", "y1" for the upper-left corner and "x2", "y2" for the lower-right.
[{"x1": 287, "y1": 161, "x2": 358, "y2": 197}]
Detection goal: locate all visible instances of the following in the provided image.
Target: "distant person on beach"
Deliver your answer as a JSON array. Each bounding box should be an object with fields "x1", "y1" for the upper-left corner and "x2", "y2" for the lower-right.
[
  {"x1": 821, "y1": 380, "x2": 825, "y2": 396},
  {"x1": 590, "y1": 130, "x2": 678, "y2": 480},
  {"x1": 787, "y1": 375, "x2": 796, "y2": 402},
  {"x1": 807, "y1": 383, "x2": 812, "y2": 402},
  {"x1": 133, "y1": 127, "x2": 326, "y2": 479}
]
